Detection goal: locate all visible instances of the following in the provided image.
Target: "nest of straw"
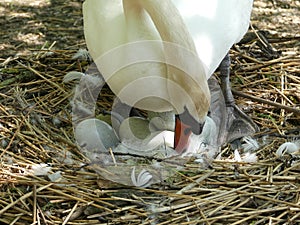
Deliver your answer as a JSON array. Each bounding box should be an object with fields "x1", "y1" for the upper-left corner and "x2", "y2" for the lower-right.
[{"x1": 0, "y1": 0, "x2": 299, "y2": 224}]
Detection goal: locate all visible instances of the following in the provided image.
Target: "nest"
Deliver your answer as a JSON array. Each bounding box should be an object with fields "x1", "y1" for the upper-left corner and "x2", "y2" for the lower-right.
[{"x1": 0, "y1": 0, "x2": 299, "y2": 224}]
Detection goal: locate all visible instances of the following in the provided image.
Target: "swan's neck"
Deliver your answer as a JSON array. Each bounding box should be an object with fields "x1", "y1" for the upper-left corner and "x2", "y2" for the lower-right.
[
  {"x1": 123, "y1": 0, "x2": 195, "y2": 51},
  {"x1": 123, "y1": 0, "x2": 210, "y2": 122}
]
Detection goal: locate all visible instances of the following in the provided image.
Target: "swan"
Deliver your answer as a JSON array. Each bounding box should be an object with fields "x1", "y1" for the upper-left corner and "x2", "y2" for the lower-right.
[{"x1": 82, "y1": 0, "x2": 255, "y2": 154}]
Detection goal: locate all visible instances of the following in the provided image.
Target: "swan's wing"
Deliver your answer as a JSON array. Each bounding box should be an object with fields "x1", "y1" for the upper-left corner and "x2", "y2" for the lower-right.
[{"x1": 173, "y1": 0, "x2": 253, "y2": 77}]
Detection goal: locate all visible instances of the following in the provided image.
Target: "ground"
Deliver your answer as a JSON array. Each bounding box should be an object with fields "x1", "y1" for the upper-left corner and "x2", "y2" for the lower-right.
[{"x1": 0, "y1": 0, "x2": 299, "y2": 224}]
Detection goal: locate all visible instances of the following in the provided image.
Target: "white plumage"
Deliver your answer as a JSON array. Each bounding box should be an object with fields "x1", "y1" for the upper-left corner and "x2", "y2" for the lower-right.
[
  {"x1": 83, "y1": 0, "x2": 252, "y2": 115},
  {"x1": 172, "y1": 0, "x2": 253, "y2": 77},
  {"x1": 82, "y1": 0, "x2": 254, "y2": 153}
]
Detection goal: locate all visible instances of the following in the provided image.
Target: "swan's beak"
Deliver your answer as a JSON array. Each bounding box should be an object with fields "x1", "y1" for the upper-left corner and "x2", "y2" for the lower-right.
[
  {"x1": 174, "y1": 115, "x2": 205, "y2": 154},
  {"x1": 174, "y1": 116, "x2": 192, "y2": 154}
]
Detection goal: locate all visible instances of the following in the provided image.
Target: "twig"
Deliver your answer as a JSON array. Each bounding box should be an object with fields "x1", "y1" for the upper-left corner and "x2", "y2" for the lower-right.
[{"x1": 232, "y1": 89, "x2": 300, "y2": 115}]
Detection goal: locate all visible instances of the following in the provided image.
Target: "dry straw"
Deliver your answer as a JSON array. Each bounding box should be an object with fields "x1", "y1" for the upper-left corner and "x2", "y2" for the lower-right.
[{"x1": 0, "y1": 1, "x2": 299, "y2": 224}]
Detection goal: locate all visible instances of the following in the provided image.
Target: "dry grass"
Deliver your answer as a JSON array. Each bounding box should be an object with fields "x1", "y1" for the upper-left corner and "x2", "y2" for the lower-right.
[{"x1": 0, "y1": 0, "x2": 299, "y2": 224}]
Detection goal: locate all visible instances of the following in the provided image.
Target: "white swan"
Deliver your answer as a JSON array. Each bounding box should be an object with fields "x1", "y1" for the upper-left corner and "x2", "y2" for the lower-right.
[{"x1": 82, "y1": 0, "x2": 254, "y2": 153}]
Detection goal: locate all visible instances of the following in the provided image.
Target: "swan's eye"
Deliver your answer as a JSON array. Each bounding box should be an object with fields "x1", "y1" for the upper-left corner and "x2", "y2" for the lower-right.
[
  {"x1": 178, "y1": 106, "x2": 205, "y2": 135},
  {"x1": 190, "y1": 122, "x2": 204, "y2": 135}
]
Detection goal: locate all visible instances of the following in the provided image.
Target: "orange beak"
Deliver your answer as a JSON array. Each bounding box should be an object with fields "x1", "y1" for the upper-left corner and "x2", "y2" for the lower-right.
[
  {"x1": 174, "y1": 107, "x2": 206, "y2": 154},
  {"x1": 174, "y1": 116, "x2": 192, "y2": 154}
]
